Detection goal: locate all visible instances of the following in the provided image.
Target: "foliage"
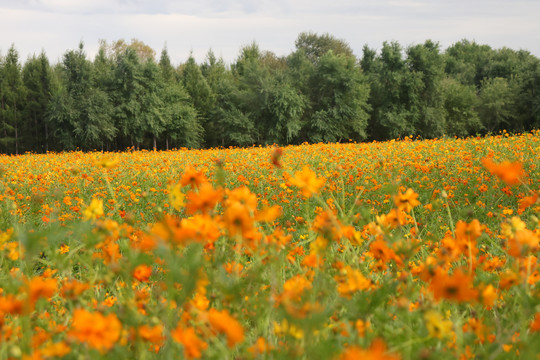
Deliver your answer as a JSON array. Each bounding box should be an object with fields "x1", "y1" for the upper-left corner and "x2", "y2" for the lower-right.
[{"x1": 1, "y1": 34, "x2": 540, "y2": 153}]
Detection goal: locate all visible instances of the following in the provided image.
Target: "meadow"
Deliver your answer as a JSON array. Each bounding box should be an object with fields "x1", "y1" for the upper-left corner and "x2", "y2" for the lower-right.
[{"x1": 0, "y1": 131, "x2": 539, "y2": 359}]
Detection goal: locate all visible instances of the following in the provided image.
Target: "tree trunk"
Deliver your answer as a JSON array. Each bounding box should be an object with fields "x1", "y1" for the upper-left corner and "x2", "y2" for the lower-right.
[
  {"x1": 153, "y1": 135, "x2": 157, "y2": 151},
  {"x1": 45, "y1": 123, "x2": 49, "y2": 152}
]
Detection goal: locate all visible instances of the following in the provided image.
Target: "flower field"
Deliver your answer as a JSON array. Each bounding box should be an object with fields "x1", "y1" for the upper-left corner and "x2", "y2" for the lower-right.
[{"x1": 0, "y1": 131, "x2": 539, "y2": 359}]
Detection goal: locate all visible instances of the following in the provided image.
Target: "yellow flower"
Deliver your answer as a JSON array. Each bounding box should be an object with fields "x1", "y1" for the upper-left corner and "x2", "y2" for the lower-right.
[
  {"x1": 83, "y1": 198, "x2": 104, "y2": 221},
  {"x1": 289, "y1": 166, "x2": 326, "y2": 198},
  {"x1": 394, "y1": 188, "x2": 420, "y2": 212},
  {"x1": 273, "y1": 319, "x2": 304, "y2": 339},
  {"x1": 59, "y1": 244, "x2": 70, "y2": 254},
  {"x1": 95, "y1": 156, "x2": 120, "y2": 169},
  {"x1": 168, "y1": 183, "x2": 185, "y2": 211},
  {"x1": 424, "y1": 310, "x2": 453, "y2": 339}
]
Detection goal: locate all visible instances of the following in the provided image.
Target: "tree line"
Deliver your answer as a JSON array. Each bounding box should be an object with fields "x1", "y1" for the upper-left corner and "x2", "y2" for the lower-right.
[{"x1": 1, "y1": 33, "x2": 539, "y2": 154}]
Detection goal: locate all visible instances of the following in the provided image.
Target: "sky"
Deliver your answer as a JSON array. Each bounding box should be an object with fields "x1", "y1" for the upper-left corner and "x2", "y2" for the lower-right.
[{"x1": 1, "y1": 0, "x2": 540, "y2": 65}]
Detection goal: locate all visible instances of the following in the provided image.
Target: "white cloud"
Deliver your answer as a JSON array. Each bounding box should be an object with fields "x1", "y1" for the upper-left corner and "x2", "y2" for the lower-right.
[{"x1": 1, "y1": 0, "x2": 540, "y2": 64}]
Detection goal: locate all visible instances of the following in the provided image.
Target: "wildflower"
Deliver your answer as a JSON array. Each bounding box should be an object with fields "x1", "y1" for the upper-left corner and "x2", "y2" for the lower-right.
[
  {"x1": 208, "y1": 308, "x2": 245, "y2": 347},
  {"x1": 138, "y1": 324, "x2": 165, "y2": 346},
  {"x1": 335, "y1": 266, "x2": 372, "y2": 298},
  {"x1": 60, "y1": 279, "x2": 90, "y2": 299},
  {"x1": 530, "y1": 313, "x2": 540, "y2": 332},
  {"x1": 429, "y1": 268, "x2": 478, "y2": 302},
  {"x1": 481, "y1": 157, "x2": 525, "y2": 185},
  {"x1": 518, "y1": 193, "x2": 538, "y2": 214},
  {"x1": 133, "y1": 264, "x2": 152, "y2": 282},
  {"x1": 95, "y1": 156, "x2": 119, "y2": 169},
  {"x1": 394, "y1": 188, "x2": 420, "y2": 212},
  {"x1": 226, "y1": 186, "x2": 258, "y2": 211},
  {"x1": 68, "y1": 309, "x2": 121, "y2": 352},
  {"x1": 339, "y1": 339, "x2": 400, "y2": 360},
  {"x1": 59, "y1": 244, "x2": 70, "y2": 254},
  {"x1": 424, "y1": 310, "x2": 454, "y2": 339},
  {"x1": 40, "y1": 341, "x2": 71, "y2": 357},
  {"x1": 83, "y1": 198, "x2": 104, "y2": 221},
  {"x1": 480, "y1": 284, "x2": 497, "y2": 309},
  {"x1": 289, "y1": 166, "x2": 326, "y2": 198},
  {"x1": 180, "y1": 167, "x2": 207, "y2": 189},
  {"x1": 248, "y1": 337, "x2": 272, "y2": 356},
  {"x1": 355, "y1": 319, "x2": 371, "y2": 337},
  {"x1": 28, "y1": 276, "x2": 57, "y2": 306},
  {"x1": 0, "y1": 294, "x2": 23, "y2": 315},
  {"x1": 168, "y1": 183, "x2": 185, "y2": 211},
  {"x1": 273, "y1": 319, "x2": 304, "y2": 339},
  {"x1": 171, "y1": 325, "x2": 208, "y2": 359},
  {"x1": 185, "y1": 182, "x2": 223, "y2": 214},
  {"x1": 499, "y1": 269, "x2": 520, "y2": 289},
  {"x1": 223, "y1": 201, "x2": 254, "y2": 237}
]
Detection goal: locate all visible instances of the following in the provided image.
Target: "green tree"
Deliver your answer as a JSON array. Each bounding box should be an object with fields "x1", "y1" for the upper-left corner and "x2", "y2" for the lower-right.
[
  {"x1": 478, "y1": 77, "x2": 518, "y2": 133},
  {"x1": 162, "y1": 81, "x2": 203, "y2": 149},
  {"x1": 444, "y1": 40, "x2": 494, "y2": 87},
  {"x1": 406, "y1": 40, "x2": 446, "y2": 138},
  {"x1": 181, "y1": 55, "x2": 214, "y2": 145},
  {"x1": 295, "y1": 32, "x2": 355, "y2": 64},
  {"x1": 159, "y1": 47, "x2": 176, "y2": 83},
  {"x1": 0, "y1": 45, "x2": 26, "y2": 154},
  {"x1": 140, "y1": 59, "x2": 167, "y2": 150},
  {"x1": 363, "y1": 41, "x2": 417, "y2": 140},
  {"x1": 112, "y1": 48, "x2": 145, "y2": 148},
  {"x1": 47, "y1": 42, "x2": 116, "y2": 150},
  {"x1": 22, "y1": 52, "x2": 53, "y2": 152},
  {"x1": 440, "y1": 77, "x2": 481, "y2": 136},
  {"x1": 307, "y1": 51, "x2": 370, "y2": 142}
]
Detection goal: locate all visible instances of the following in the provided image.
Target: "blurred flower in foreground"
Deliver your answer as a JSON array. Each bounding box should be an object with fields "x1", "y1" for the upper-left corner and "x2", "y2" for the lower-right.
[
  {"x1": 83, "y1": 198, "x2": 104, "y2": 221},
  {"x1": 289, "y1": 166, "x2": 326, "y2": 198},
  {"x1": 68, "y1": 309, "x2": 121, "y2": 353},
  {"x1": 424, "y1": 310, "x2": 454, "y2": 339},
  {"x1": 481, "y1": 157, "x2": 525, "y2": 185}
]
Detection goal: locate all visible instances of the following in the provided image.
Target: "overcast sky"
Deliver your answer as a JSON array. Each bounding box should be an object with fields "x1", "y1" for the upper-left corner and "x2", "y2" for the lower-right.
[{"x1": 1, "y1": 0, "x2": 540, "y2": 65}]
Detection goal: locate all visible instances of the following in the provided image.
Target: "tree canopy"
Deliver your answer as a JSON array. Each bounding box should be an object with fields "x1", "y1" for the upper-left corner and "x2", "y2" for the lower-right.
[{"x1": 1, "y1": 33, "x2": 539, "y2": 153}]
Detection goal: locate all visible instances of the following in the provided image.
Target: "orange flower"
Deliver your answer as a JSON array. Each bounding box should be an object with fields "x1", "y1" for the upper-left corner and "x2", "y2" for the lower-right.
[
  {"x1": 208, "y1": 308, "x2": 245, "y2": 347},
  {"x1": 226, "y1": 186, "x2": 258, "y2": 211},
  {"x1": 60, "y1": 279, "x2": 90, "y2": 299},
  {"x1": 138, "y1": 324, "x2": 165, "y2": 346},
  {"x1": 518, "y1": 193, "x2": 538, "y2": 214},
  {"x1": 480, "y1": 284, "x2": 497, "y2": 309},
  {"x1": 153, "y1": 214, "x2": 221, "y2": 247},
  {"x1": 0, "y1": 294, "x2": 23, "y2": 315},
  {"x1": 248, "y1": 337, "x2": 272, "y2": 355},
  {"x1": 289, "y1": 166, "x2": 326, "y2": 198},
  {"x1": 180, "y1": 167, "x2": 207, "y2": 189},
  {"x1": 530, "y1": 313, "x2": 540, "y2": 332},
  {"x1": 40, "y1": 341, "x2": 71, "y2": 358},
  {"x1": 68, "y1": 309, "x2": 121, "y2": 352},
  {"x1": 223, "y1": 201, "x2": 254, "y2": 237},
  {"x1": 394, "y1": 188, "x2": 420, "y2": 212},
  {"x1": 133, "y1": 264, "x2": 152, "y2": 282},
  {"x1": 481, "y1": 157, "x2": 525, "y2": 185},
  {"x1": 185, "y1": 182, "x2": 223, "y2": 214},
  {"x1": 339, "y1": 339, "x2": 400, "y2": 360},
  {"x1": 171, "y1": 325, "x2": 208, "y2": 359},
  {"x1": 429, "y1": 268, "x2": 478, "y2": 302},
  {"x1": 335, "y1": 266, "x2": 372, "y2": 298},
  {"x1": 28, "y1": 276, "x2": 57, "y2": 305},
  {"x1": 455, "y1": 219, "x2": 482, "y2": 244}
]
